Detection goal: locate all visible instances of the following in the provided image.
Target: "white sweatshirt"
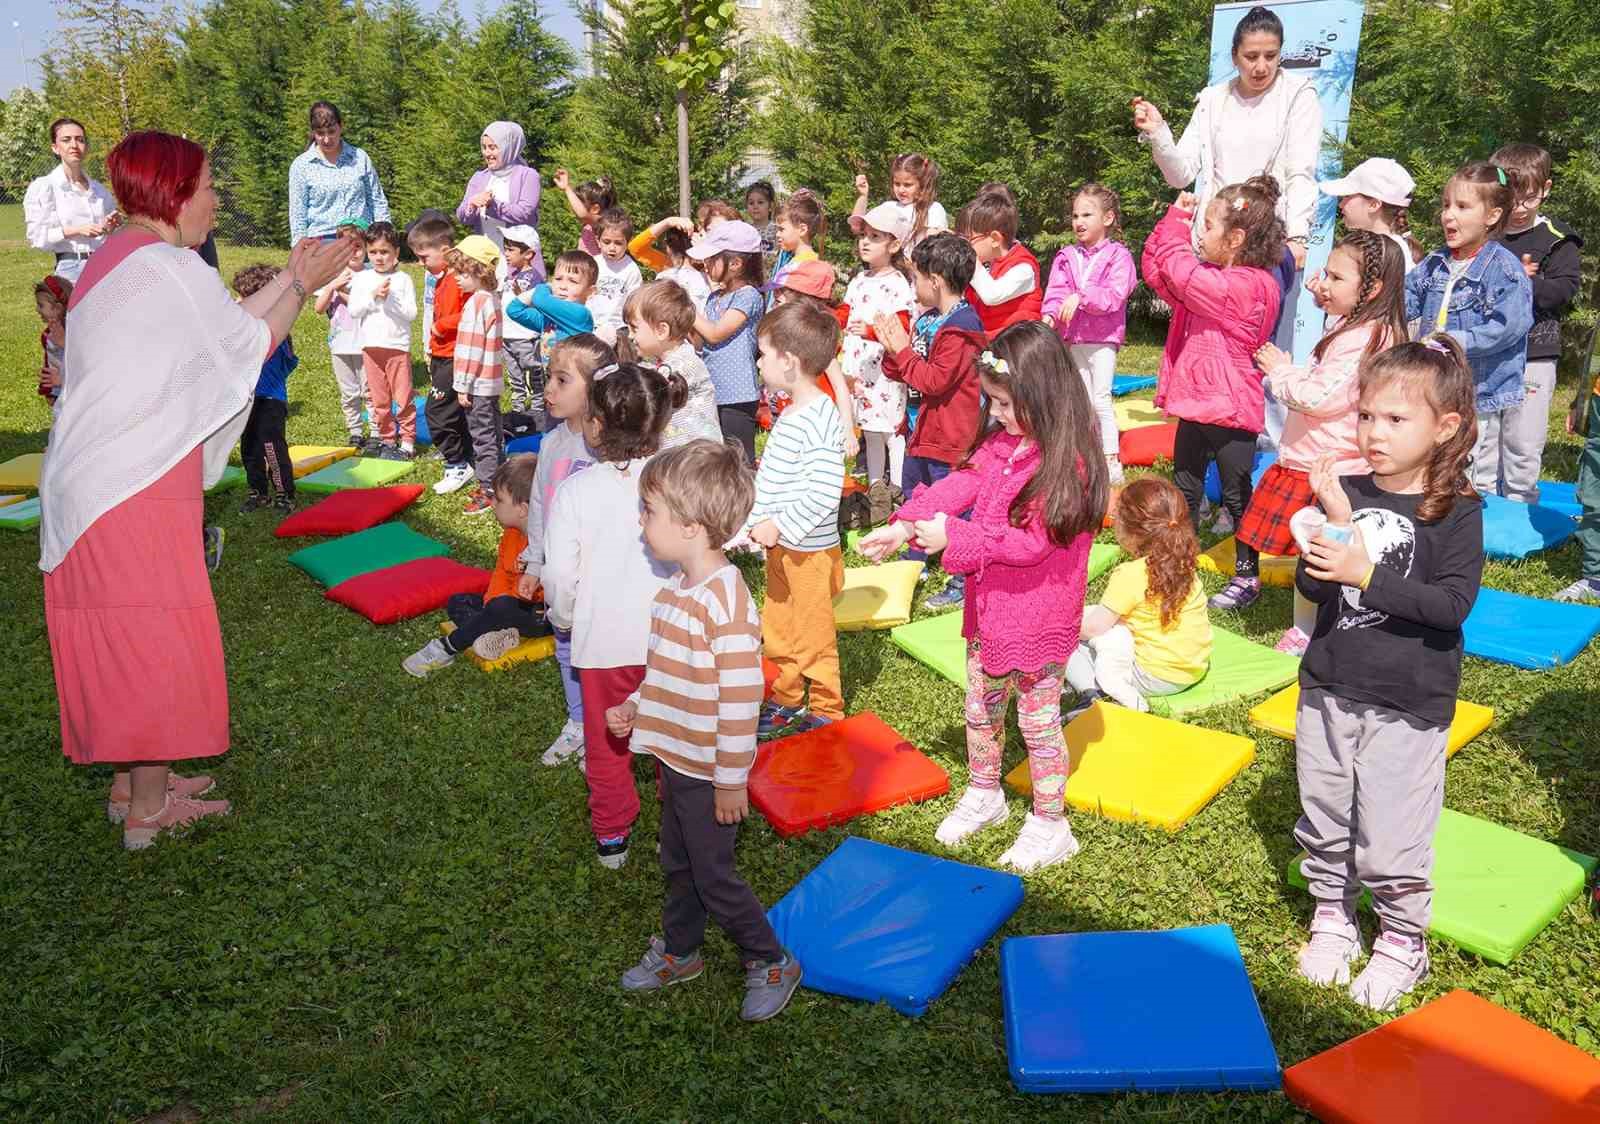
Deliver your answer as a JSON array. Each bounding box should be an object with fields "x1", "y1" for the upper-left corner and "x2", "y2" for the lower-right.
[{"x1": 348, "y1": 268, "x2": 418, "y2": 351}]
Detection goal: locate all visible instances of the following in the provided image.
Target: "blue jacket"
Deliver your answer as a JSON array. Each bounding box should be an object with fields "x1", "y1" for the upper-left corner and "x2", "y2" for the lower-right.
[
  {"x1": 505, "y1": 283, "x2": 594, "y2": 339},
  {"x1": 1404, "y1": 241, "x2": 1533, "y2": 413}
]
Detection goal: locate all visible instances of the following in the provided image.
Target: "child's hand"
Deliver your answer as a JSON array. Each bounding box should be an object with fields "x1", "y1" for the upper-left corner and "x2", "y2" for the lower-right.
[
  {"x1": 457, "y1": 392, "x2": 470, "y2": 408},
  {"x1": 874, "y1": 314, "x2": 910, "y2": 354},
  {"x1": 1521, "y1": 252, "x2": 1539, "y2": 279},
  {"x1": 749, "y1": 519, "x2": 781, "y2": 549},
  {"x1": 1059, "y1": 294, "x2": 1081, "y2": 323},
  {"x1": 1131, "y1": 96, "x2": 1166, "y2": 134},
  {"x1": 854, "y1": 174, "x2": 870, "y2": 198},
  {"x1": 375, "y1": 279, "x2": 390, "y2": 300},
  {"x1": 1303, "y1": 268, "x2": 1328, "y2": 307},
  {"x1": 1303, "y1": 529, "x2": 1371, "y2": 587},
  {"x1": 516, "y1": 572, "x2": 540, "y2": 600},
  {"x1": 842, "y1": 427, "x2": 860, "y2": 458},
  {"x1": 1254, "y1": 342, "x2": 1289, "y2": 372},
  {"x1": 911, "y1": 512, "x2": 948, "y2": 553},
  {"x1": 857, "y1": 523, "x2": 910, "y2": 562},
  {"x1": 553, "y1": 168, "x2": 571, "y2": 190},
  {"x1": 1308, "y1": 453, "x2": 1354, "y2": 524},
  {"x1": 1043, "y1": 313, "x2": 1055, "y2": 328},
  {"x1": 605, "y1": 700, "x2": 638, "y2": 738},
  {"x1": 714, "y1": 785, "x2": 749, "y2": 825},
  {"x1": 1174, "y1": 191, "x2": 1198, "y2": 214},
  {"x1": 846, "y1": 319, "x2": 870, "y2": 337}
]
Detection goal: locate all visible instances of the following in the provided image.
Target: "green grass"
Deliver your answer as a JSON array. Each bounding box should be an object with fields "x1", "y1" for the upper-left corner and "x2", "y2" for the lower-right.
[{"x1": 1, "y1": 224, "x2": 1597, "y2": 1122}]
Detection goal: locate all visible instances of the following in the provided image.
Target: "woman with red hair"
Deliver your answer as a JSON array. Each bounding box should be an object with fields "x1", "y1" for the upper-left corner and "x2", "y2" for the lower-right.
[{"x1": 36, "y1": 131, "x2": 356, "y2": 849}]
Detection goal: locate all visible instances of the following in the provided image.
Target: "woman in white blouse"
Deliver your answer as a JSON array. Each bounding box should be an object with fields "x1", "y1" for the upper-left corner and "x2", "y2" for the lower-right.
[{"x1": 23, "y1": 117, "x2": 120, "y2": 282}]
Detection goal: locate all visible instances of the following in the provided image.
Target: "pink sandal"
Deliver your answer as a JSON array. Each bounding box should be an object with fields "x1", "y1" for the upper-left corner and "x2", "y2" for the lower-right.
[
  {"x1": 121, "y1": 791, "x2": 230, "y2": 851},
  {"x1": 107, "y1": 774, "x2": 216, "y2": 824}
]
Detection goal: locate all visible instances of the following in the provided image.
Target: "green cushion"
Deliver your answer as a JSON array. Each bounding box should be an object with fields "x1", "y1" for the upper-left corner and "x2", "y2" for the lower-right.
[
  {"x1": 287, "y1": 522, "x2": 450, "y2": 588},
  {"x1": 1149, "y1": 628, "x2": 1299, "y2": 717},
  {"x1": 1087, "y1": 541, "x2": 1122, "y2": 582},
  {"x1": 1287, "y1": 808, "x2": 1598, "y2": 964},
  {"x1": 298, "y1": 457, "x2": 415, "y2": 494},
  {"x1": 205, "y1": 466, "x2": 246, "y2": 494},
  {"x1": 0, "y1": 496, "x2": 41, "y2": 531}
]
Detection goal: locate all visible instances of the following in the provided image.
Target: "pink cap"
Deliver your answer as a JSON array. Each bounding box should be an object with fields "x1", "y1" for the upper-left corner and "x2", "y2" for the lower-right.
[
  {"x1": 686, "y1": 219, "x2": 762, "y2": 259},
  {"x1": 779, "y1": 259, "x2": 836, "y2": 300},
  {"x1": 848, "y1": 201, "x2": 914, "y2": 244}
]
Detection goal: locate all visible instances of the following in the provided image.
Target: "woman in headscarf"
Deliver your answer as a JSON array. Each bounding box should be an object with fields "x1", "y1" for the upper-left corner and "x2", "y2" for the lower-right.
[{"x1": 456, "y1": 121, "x2": 544, "y2": 278}]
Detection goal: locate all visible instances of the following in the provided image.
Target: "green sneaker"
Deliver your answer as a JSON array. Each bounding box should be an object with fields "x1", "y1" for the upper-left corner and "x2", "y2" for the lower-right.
[
  {"x1": 740, "y1": 949, "x2": 802, "y2": 1022},
  {"x1": 621, "y1": 936, "x2": 704, "y2": 992}
]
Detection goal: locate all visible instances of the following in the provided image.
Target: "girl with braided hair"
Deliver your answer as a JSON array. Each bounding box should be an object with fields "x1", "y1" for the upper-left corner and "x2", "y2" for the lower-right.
[{"x1": 1250, "y1": 231, "x2": 1407, "y2": 653}]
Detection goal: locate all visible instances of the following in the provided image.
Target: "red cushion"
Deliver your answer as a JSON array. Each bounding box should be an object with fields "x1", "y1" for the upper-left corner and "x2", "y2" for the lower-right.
[
  {"x1": 749, "y1": 712, "x2": 950, "y2": 837},
  {"x1": 274, "y1": 485, "x2": 426, "y2": 538},
  {"x1": 1119, "y1": 421, "x2": 1179, "y2": 467},
  {"x1": 325, "y1": 557, "x2": 491, "y2": 624}
]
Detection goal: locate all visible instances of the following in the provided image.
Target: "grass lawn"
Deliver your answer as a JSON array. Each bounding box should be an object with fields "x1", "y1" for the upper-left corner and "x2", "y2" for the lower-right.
[{"x1": 1, "y1": 222, "x2": 1597, "y2": 1122}]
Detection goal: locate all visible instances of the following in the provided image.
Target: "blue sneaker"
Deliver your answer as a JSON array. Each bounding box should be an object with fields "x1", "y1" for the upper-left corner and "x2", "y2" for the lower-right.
[
  {"x1": 925, "y1": 575, "x2": 965, "y2": 611},
  {"x1": 789, "y1": 713, "x2": 834, "y2": 733},
  {"x1": 757, "y1": 702, "x2": 807, "y2": 739}
]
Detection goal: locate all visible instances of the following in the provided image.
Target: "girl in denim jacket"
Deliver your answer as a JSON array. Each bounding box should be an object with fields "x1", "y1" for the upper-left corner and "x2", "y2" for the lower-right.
[{"x1": 1404, "y1": 162, "x2": 1533, "y2": 496}]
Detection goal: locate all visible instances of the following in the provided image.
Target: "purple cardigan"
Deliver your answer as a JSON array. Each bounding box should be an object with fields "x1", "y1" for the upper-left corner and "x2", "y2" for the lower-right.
[
  {"x1": 457, "y1": 165, "x2": 544, "y2": 272},
  {"x1": 1040, "y1": 240, "x2": 1137, "y2": 347},
  {"x1": 894, "y1": 430, "x2": 1091, "y2": 676}
]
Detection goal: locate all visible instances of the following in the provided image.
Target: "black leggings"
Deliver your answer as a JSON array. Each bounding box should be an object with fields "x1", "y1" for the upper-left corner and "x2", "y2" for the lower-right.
[
  {"x1": 443, "y1": 594, "x2": 549, "y2": 653},
  {"x1": 1173, "y1": 419, "x2": 1259, "y2": 578},
  {"x1": 718, "y1": 401, "x2": 760, "y2": 467},
  {"x1": 241, "y1": 397, "x2": 292, "y2": 498}
]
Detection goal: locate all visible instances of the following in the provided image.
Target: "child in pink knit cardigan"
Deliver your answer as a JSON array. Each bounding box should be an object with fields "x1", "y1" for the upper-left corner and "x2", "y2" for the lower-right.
[{"x1": 859, "y1": 322, "x2": 1109, "y2": 872}]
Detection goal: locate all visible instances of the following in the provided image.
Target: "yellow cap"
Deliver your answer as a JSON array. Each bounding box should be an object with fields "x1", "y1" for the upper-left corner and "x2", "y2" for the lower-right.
[{"x1": 454, "y1": 234, "x2": 501, "y2": 270}]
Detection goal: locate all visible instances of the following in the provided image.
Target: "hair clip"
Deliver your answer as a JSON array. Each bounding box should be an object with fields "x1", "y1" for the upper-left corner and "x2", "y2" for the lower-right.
[
  {"x1": 1231, "y1": 196, "x2": 1248, "y2": 211},
  {"x1": 1494, "y1": 165, "x2": 1508, "y2": 187},
  {"x1": 592, "y1": 363, "x2": 619, "y2": 380},
  {"x1": 1421, "y1": 337, "x2": 1452, "y2": 355},
  {"x1": 979, "y1": 351, "x2": 1009, "y2": 375}
]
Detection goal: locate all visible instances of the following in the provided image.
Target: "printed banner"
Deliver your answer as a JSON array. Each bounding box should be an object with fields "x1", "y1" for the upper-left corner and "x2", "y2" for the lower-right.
[{"x1": 1209, "y1": 0, "x2": 1366, "y2": 363}]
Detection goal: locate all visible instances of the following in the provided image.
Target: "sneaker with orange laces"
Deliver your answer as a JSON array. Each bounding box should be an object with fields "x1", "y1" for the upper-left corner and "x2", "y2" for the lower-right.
[
  {"x1": 106, "y1": 774, "x2": 216, "y2": 824},
  {"x1": 122, "y1": 792, "x2": 231, "y2": 851}
]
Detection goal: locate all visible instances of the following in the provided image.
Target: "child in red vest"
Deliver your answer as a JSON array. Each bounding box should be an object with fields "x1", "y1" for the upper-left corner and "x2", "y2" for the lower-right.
[{"x1": 959, "y1": 187, "x2": 1042, "y2": 333}]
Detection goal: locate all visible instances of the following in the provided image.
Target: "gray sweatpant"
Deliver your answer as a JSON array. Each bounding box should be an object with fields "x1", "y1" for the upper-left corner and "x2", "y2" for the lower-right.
[
  {"x1": 1294, "y1": 689, "x2": 1446, "y2": 937},
  {"x1": 1497, "y1": 359, "x2": 1558, "y2": 502},
  {"x1": 331, "y1": 352, "x2": 368, "y2": 437},
  {"x1": 463, "y1": 393, "x2": 503, "y2": 490}
]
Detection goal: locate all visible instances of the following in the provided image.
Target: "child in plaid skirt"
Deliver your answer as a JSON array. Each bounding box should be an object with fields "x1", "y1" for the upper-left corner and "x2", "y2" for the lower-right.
[{"x1": 1249, "y1": 231, "x2": 1409, "y2": 654}]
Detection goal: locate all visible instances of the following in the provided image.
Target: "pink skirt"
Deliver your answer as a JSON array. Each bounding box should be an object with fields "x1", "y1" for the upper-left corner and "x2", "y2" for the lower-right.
[{"x1": 44, "y1": 448, "x2": 229, "y2": 764}]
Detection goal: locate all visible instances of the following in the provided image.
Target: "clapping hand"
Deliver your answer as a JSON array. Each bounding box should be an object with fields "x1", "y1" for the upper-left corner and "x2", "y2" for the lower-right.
[
  {"x1": 854, "y1": 173, "x2": 870, "y2": 198},
  {"x1": 873, "y1": 313, "x2": 910, "y2": 354},
  {"x1": 289, "y1": 232, "x2": 362, "y2": 293},
  {"x1": 910, "y1": 513, "x2": 949, "y2": 554},
  {"x1": 553, "y1": 168, "x2": 571, "y2": 191},
  {"x1": 1174, "y1": 191, "x2": 1198, "y2": 214},
  {"x1": 1307, "y1": 453, "x2": 1353, "y2": 524},
  {"x1": 857, "y1": 522, "x2": 911, "y2": 562},
  {"x1": 1254, "y1": 342, "x2": 1289, "y2": 372}
]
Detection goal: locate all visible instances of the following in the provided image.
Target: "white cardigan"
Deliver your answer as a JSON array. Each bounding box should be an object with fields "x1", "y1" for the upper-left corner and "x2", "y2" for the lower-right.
[
  {"x1": 40, "y1": 239, "x2": 269, "y2": 571},
  {"x1": 1142, "y1": 72, "x2": 1322, "y2": 243}
]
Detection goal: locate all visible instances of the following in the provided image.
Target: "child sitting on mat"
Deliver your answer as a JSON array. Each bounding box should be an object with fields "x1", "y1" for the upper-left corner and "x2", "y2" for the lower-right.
[
  {"x1": 1292, "y1": 336, "x2": 1483, "y2": 1012},
  {"x1": 1065, "y1": 477, "x2": 1211, "y2": 714},
  {"x1": 860, "y1": 321, "x2": 1108, "y2": 872},
  {"x1": 608, "y1": 439, "x2": 804, "y2": 1022},
  {"x1": 402, "y1": 454, "x2": 549, "y2": 676}
]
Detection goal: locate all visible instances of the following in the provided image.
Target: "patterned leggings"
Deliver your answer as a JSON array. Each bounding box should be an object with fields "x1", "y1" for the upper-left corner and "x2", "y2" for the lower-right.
[{"x1": 964, "y1": 642, "x2": 1068, "y2": 819}]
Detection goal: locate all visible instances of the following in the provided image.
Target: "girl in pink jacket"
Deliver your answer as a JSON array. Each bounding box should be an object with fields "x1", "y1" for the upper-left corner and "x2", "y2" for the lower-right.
[
  {"x1": 1250, "y1": 231, "x2": 1408, "y2": 653},
  {"x1": 1142, "y1": 175, "x2": 1286, "y2": 611},
  {"x1": 1042, "y1": 183, "x2": 1138, "y2": 485},
  {"x1": 859, "y1": 322, "x2": 1109, "y2": 873}
]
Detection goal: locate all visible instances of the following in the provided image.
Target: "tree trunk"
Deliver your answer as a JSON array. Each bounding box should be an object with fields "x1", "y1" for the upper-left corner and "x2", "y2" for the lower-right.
[{"x1": 676, "y1": 86, "x2": 690, "y2": 218}]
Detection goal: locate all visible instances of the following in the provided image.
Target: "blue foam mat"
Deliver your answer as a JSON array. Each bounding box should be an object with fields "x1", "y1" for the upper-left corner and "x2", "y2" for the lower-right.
[
  {"x1": 362, "y1": 396, "x2": 431, "y2": 445},
  {"x1": 506, "y1": 433, "x2": 543, "y2": 455},
  {"x1": 1463, "y1": 586, "x2": 1600, "y2": 669},
  {"x1": 766, "y1": 836, "x2": 1023, "y2": 1017},
  {"x1": 1537, "y1": 480, "x2": 1581, "y2": 519},
  {"x1": 1204, "y1": 450, "x2": 1277, "y2": 504},
  {"x1": 1480, "y1": 493, "x2": 1576, "y2": 559},
  {"x1": 1001, "y1": 924, "x2": 1281, "y2": 1094},
  {"x1": 1112, "y1": 373, "x2": 1157, "y2": 396}
]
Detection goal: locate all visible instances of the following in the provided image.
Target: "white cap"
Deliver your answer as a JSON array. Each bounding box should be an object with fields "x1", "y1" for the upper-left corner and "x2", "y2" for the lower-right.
[
  {"x1": 1319, "y1": 158, "x2": 1415, "y2": 208},
  {"x1": 848, "y1": 201, "x2": 914, "y2": 244},
  {"x1": 500, "y1": 224, "x2": 541, "y2": 250}
]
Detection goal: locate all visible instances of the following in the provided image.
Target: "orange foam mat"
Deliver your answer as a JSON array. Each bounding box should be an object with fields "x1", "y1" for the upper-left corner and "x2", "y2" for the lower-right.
[{"x1": 1284, "y1": 989, "x2": 1600, "y2": 1123}]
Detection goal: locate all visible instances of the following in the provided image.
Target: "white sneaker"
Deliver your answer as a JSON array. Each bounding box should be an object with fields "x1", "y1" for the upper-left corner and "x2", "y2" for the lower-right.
[
  {"x1": 1210, "y1": 507, "x2": 1235, "y2": 535},
  {"x1": 934, "y1": 786, "x2": 1009, "y2": 847},
  {"x1": 1105, "y1": 454, "x2": 1125, "y2": 487},
  {"x1": 541, "y1": 718, "x2": 586, "y2": 766},
  {"x1": 1296, "y1": 902, "x2": 1363, "y2": 986},
  {"x1": 472, "y1": 627, "x2": 523, "y2": 662},
  {"x1": 1349, "y1": 930, "x2": 1428, "y2": 1011},
  {"x1": 433, "y1": 463, "x2": 474, "y2": 495},
  {"x1": 997, "y1": 812, "x2": 1080, "y2": 872},
  {"x1": 402, "y1": 638, "x2": 456, "y2": 678}
]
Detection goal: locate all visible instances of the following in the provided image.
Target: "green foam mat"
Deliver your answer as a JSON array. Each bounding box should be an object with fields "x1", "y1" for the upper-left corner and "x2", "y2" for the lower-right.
[
  {"x1": 1149, "y1": 628, "x2": 1299, "y2": 717},
  {"x1": 298, "y1": 457, "x2": 416, "y2": 494},
  {"x1": 1287, "y1": 808, "x2": 1598, "y2": 964},
  {"x1": 205, "y1": 466, "x2": 246, "y2": 494},
  {"x1": 0, "y1": 496, "x2": 42, "y2": 530},
  {"x1": 287, "y1": 522, "x2": 449, "y2": 588}
]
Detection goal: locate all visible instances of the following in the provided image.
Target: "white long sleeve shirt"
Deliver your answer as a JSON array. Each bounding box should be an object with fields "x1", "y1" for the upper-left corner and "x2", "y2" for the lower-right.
[
  {"x1": 24, "y1": 165, "x2": 116, "y2": 258},
  {"x1": 347, "y1": 268, "x2": 417, "y2": 351}
]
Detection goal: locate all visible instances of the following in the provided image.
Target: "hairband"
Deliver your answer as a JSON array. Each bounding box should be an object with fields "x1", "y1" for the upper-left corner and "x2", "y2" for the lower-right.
[
  {"x1": 978, "y1": 351, "x2": 1009, "y2": 375},
  {"x1": 592, "y1": 363, "x2": 619, "y2": 380},
  {"x1": 1421, "y1": 337, "x2": 1452, "y2": 355},
  {"x1": 1494, "y1": 165, "x2": 1508, "y2": 187},
  {"x1": 1231, "y1": 196, "x2": 1248, "y2": 211},
  {"x1": 40, "y1": 275, "x2": 69, "y2": 303}
]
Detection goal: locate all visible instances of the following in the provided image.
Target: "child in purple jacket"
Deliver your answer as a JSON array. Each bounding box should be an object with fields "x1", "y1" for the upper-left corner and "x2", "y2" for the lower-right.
[
  {"x1": 859, "y1": 321, "x2": 1109, "y2": 873},
  {"x1": 1042, "y1": 183, "x2": 1138, "y2": 484}
]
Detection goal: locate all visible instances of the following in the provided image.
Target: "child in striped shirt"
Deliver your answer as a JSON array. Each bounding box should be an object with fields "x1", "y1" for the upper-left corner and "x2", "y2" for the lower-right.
[
  {"x1": 744, "y1": 300, "x2": 847, "y2": 737},
  {"x1": 608, "y1": 439, "x2": 804, "y2": 1022},
  {"x1": 447, "y1": 236, "x2": 506, "y2": 516}
]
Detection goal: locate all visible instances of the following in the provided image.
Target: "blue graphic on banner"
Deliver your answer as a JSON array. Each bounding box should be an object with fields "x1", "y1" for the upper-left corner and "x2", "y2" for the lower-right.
[{"x1": 1208, "y1": 0, "x2": 1365, "y2": 363}]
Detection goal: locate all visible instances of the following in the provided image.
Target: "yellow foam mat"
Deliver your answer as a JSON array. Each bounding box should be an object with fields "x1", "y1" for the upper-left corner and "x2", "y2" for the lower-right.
[
  {"x1": 0, "y1": 453, "x2": 44, "y2": 490},
  {"x1": 440, "y1": 622, "x2": 557, "y2": 672},
  {"x1": 834, "y1": 559, "x2": 925, "y2": 631},
  {"x1": 1248, "y1": 684, "x2": 1491, "y2": 757},
  {"x1": 1113, "y1": 399, "x2": 1166, "y2": 432},
  {"x1": 1004, "y1": 701, "x2": 1256, "y2": 831},
  {"x1": 1198, "y1": 535, "x2": 1297, "y2": 587},
  {"x1": 0, "y1": 494, "x2": 24, "y2": 509},
  {"x1": 289, "y1": 444, "x2": 358, "y2": 478}
]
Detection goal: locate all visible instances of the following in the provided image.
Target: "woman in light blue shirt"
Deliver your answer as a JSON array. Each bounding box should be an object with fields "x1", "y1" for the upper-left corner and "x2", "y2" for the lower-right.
[{"x1": 287, "y1": 100, "x2": 390, "y2": 245}]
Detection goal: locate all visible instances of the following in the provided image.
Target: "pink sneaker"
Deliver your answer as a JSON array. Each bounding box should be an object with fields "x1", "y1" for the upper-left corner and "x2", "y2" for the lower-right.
[
  {"x1": 107, "y1": 774, "x2": 216, "y2": 823},
  {"x1": 1275, "y1": 626, "x2": 1311, "y2": 656},
  {"x1": 122, "y1": 792, "x2": 231, "y2": 851}
]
